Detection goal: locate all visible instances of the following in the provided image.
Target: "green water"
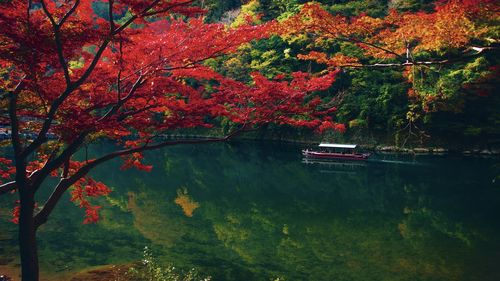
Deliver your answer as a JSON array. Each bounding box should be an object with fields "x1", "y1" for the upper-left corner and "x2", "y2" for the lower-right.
[{"x1": 1, "y1": 142, "x2": 500, "y2": 280}]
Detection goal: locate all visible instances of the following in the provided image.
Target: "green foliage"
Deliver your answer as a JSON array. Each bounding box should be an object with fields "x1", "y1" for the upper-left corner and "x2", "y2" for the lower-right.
[
  {"x1": 198, "y1": 0, "x2": 242, "y2": 23},
  {"x1": 208, "y1": 35, "x2": 301, "y2": 81},
  {"x1": 259, "y1": 0, "x2": 301, "y2": 20},
  {"x1": 336, "y1": 68, "x2": 409, "y2": 132},
  {"x1": 410, "y1": 57, "x2": 492, "y2": 113},
  {"x1": 181, "y1": 0, "x2": 499, "y2": 145},
  {"x1": 231, "y1": 0, "x2": 262, "y2": 27},
  {"x1": 327, "y1": 0, "x2": 389, "y2": 17}
]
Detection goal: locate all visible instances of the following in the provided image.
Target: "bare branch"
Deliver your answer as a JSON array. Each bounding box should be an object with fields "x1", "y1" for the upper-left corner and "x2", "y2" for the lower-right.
[
  {"x1": 337, "y1": 47, "x2": 498, "y2": 68},
  {"x1": 339, "y1": 61, "x2": 447, "y2": 68},
  {"x1": 312, "y1": 24, "x2": 405, "y2": 60},
  {"x1": 0, "y1": 181, "x2": 17, "y2": 195},
  {"x1": 62, "y1": 158, "x2": 70, "y2": 178},
  {"x1": 464, "y1": 46, "x2": 497, "y2": 54},
  {"x1": 78, "y1": 126, "x2": 250, "y2": 174}
]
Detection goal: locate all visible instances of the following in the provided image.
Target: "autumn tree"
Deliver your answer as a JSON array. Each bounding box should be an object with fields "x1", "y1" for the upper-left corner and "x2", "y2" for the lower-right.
[
  {"x1": 0, "y1": 1, "x2": 343, "y2": 280},
  {"x1": 276, "y1": 0, "x2": 498, "y2": 142}
]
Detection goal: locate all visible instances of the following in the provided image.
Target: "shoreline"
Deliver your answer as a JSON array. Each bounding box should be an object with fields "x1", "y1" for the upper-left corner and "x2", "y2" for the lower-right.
[
  {"x1": 158, "y1": 134, "x2": 500, "y2": 156},
  {"x1": 0, "y1": 264, "x2": 131, "y2": 281},
  {"x1": 2, "y1": 131, "x2": 499, "y2": 156}
]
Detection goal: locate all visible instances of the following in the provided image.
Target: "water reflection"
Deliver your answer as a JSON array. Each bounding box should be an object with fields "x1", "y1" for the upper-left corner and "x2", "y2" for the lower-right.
[
  {"x1": 1, "y1": 142, "x2": 499, "y2": 280},
  {"x1": 174, "y1": 188, "x2": 200, "y2": 217}
]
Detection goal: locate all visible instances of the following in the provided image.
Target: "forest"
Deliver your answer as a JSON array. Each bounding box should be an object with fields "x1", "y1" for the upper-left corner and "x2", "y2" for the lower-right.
[{"x1": 194, "y1": 0, "x2": 499, "y2": 149}]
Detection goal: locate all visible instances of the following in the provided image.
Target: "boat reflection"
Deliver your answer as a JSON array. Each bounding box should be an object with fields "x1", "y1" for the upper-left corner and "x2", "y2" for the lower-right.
[{"x1": 302, "y1": 157, "x2": 366, "y2": 174}]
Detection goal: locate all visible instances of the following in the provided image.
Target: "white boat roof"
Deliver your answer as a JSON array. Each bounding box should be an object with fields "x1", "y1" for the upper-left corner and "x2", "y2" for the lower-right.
[{"x1": 318, "y1": 143, "x2": 357, "y2": 149}]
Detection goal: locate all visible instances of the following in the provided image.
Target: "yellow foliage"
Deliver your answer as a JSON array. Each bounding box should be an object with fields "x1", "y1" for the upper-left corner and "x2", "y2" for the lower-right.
[
  {"x1": 231, "y1": 0, "x2": 262, "y2": 28},
  {"x1": 223, "y1": 57, "x2": 244, "y2": 68}
]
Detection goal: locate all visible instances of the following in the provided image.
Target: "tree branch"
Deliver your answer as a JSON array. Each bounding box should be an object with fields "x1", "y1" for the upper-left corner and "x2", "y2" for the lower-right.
[
  {"x1": 22, "y1": 0, "x2": 186, "y2": 158},
  {"x1": 8, "y1": 78, "x2": 26, "y2": 157},
  {"x1": 142, "y1": 0, "x2": 196, "y2": 17},
  {"x1": 40, "y1": 0, "x2": 72, "y2": 85},
  {"x1": 39, "y1": 0, "x2": 57, "y2": 27},
  {"x1": 30, "y1": 132, "x2": 89, "y2": 192},
  {"x1": 33, "y1": 126, "x2": 251, "y2": 227},
  {"x1": 339, "y1": 61, "x2": 448, "y2": 68},
  {"x1": 33, "y1": 178, "x2": 68, "y2": 228},
  {"x1": 342, "y1": 37, "x2": 405, "y2": 60},
  {"x1": 21, "y1": 37, "x2": 111, "y2": 158},
  {"x1": 58, "y1": 0, "x2": 80, "y2": 27},
  {"x1": 113, "y1": 0, "x2": 161, "y2": 35},
  {"x1": 338, "y1": 46, "x2": 498, "y2": 68},
  {"x1": 22, "y1": 0, "x2": 166, "y2": 157},
  {"x1": 98, "y1": 75, "x2": 146, "y2": 121},
  {"x1": 117, "y1": 104, "x2": 158, "y2": 121},
  {"x1": 0, "y1": 181, "x2": 17, "y2": 195},
  {"x1": 108, "y1": 0, "x2": 115, "y2": 32},
  {"x1": 79, "y1": 126, "x2": 249, "y2": 175},
  {"x1": 312, "y1": 25, "x2": 405, "y2": 60}
]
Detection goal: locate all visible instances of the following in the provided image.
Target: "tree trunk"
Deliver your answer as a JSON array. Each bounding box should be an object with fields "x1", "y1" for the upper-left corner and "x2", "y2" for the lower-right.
[{"x1": 18, "y1": 187, "x2": 39, "y2": 281}]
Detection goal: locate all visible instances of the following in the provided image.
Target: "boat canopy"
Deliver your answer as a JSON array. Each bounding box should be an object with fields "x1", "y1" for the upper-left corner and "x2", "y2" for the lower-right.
[{"x1": 318, "y1": 143, "x2": 357, "y2": 149}]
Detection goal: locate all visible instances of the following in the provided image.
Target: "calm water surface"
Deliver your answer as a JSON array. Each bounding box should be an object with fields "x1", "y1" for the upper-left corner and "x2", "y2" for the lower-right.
[{"x1": 1, "y1": 142, "x2": 499, "y2": 281}]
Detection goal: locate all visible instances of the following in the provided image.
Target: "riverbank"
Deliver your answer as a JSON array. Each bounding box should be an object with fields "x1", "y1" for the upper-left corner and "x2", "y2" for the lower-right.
[
  {"x1": 158, "y1": 133, "x2": 500, "y2": 156},
  {"x1": 2, "y1": 126, "x2": 498, "y2": 156},
  {"x1": 0, "y1": 264, "x2": 131, "y2": 281}
]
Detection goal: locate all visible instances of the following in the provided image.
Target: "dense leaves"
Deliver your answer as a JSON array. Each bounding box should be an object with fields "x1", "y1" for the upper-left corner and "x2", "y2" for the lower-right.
[
  {"x1": 269, "y1": 0, "x2": 499, "y2": 142},
  {"x1": 0, "y1": 0, "x2": 342, "y2": 231},
  {"x1": 198, "y1": 0, "x2": 498, "y2": 144}
]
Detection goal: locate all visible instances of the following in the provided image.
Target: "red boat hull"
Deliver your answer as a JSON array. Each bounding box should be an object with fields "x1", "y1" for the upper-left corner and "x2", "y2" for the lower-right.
[{"x1": 302, "y1": 150, "x2": 371, "y2": 161}]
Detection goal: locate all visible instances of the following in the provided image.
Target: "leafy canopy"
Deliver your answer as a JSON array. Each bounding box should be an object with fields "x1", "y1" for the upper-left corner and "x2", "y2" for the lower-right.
[{"x1": 0, "y1": 0, "x2": 342, "y2": 224}]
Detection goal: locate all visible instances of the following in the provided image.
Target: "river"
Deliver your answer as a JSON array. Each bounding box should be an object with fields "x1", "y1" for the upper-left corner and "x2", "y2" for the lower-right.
[{"x1": 1, "y1": 141, "x2": 499, "y2": 280}]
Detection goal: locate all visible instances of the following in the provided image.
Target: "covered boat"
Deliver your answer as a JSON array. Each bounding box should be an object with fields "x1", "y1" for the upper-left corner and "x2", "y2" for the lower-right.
[{"x1": 302, "y1": 143, "x2": 371, "y2": 161}]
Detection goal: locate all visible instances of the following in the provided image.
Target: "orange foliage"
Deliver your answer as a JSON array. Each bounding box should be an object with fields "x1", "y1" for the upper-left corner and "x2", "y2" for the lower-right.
[
  {"x1": 276, "y1": 0, "x2": 497, "y2": 62},
  {"x1": 298, "y1": 51, "x2": 361, "y2": 68}
]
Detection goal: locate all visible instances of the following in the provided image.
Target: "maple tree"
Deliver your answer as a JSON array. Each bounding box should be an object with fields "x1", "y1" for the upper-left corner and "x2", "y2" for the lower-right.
[{"x1": 0, "y1": 1, "x2": 343, "y2": 280}]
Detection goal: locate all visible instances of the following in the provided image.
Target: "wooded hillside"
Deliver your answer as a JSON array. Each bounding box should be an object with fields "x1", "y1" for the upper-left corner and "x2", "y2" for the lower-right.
[{"x1": 196, "y1": 0, "x2": 499, "y2": 148}]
